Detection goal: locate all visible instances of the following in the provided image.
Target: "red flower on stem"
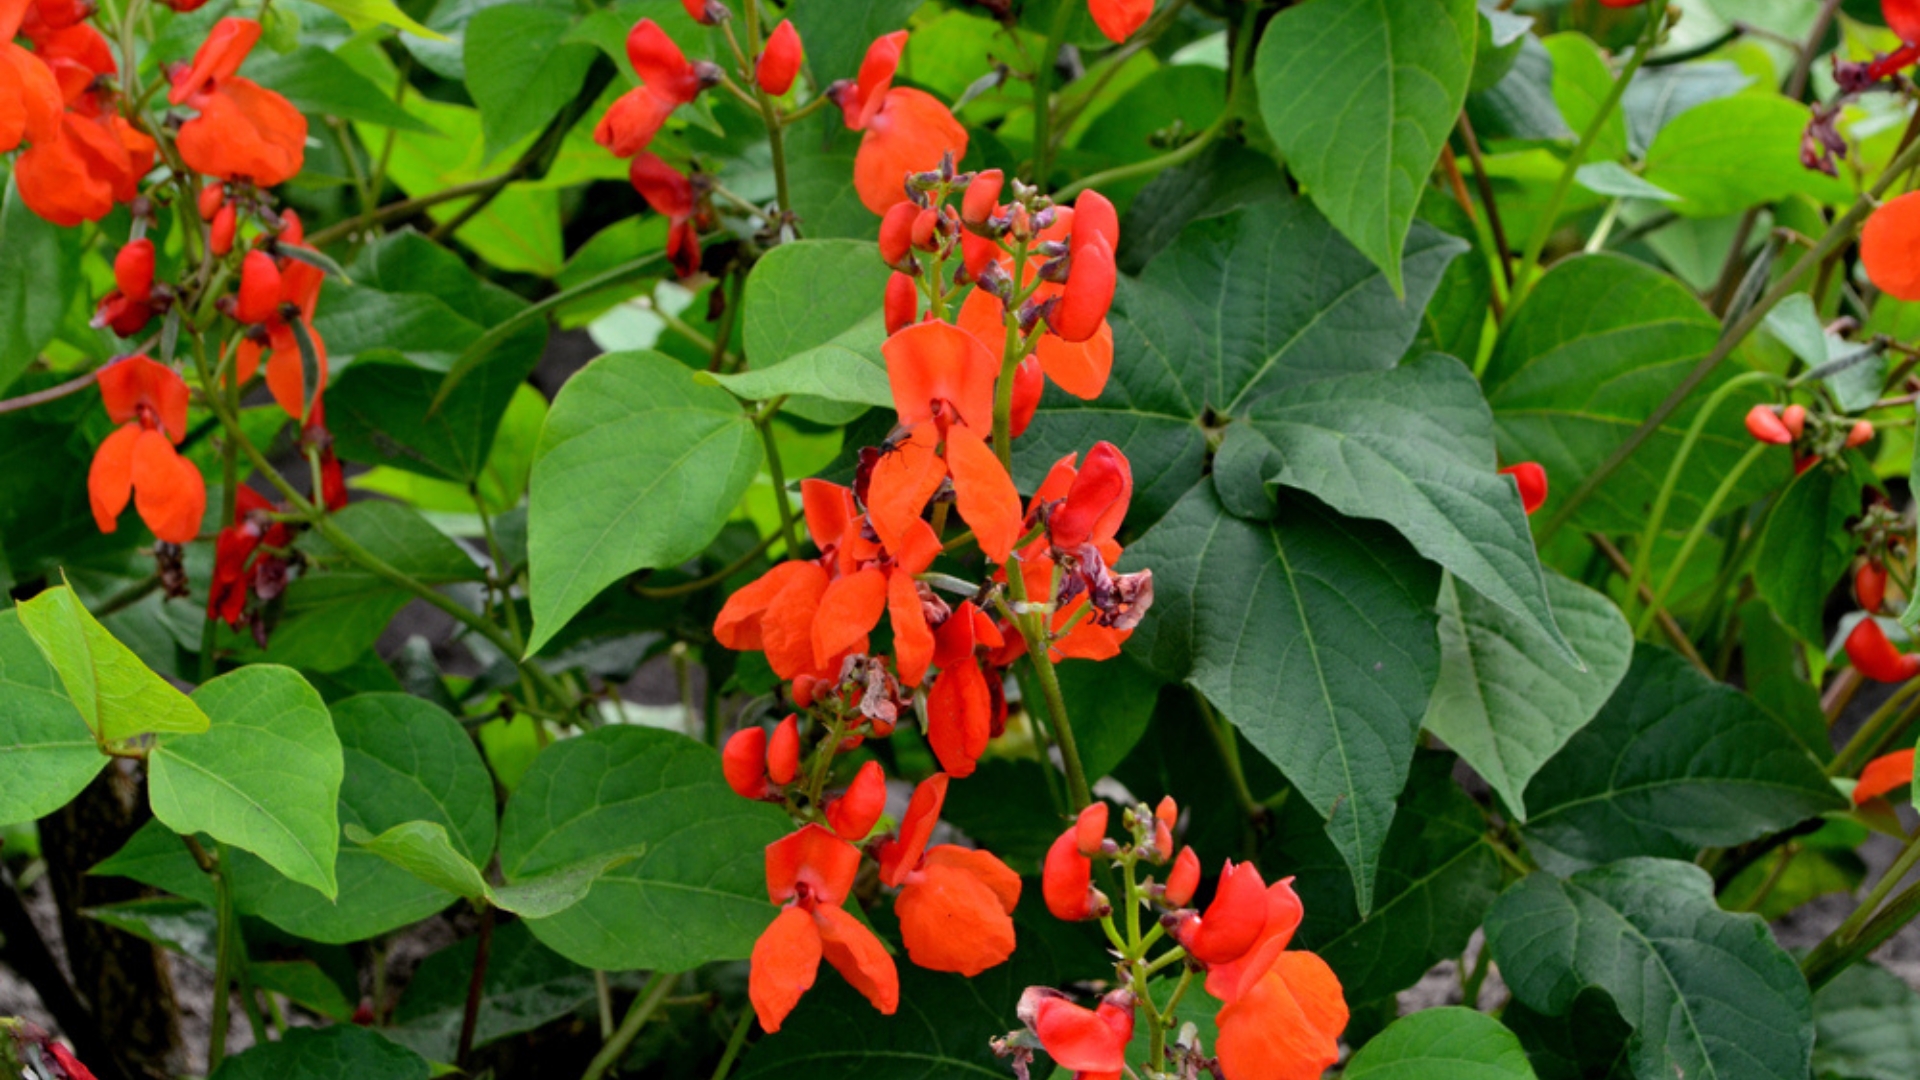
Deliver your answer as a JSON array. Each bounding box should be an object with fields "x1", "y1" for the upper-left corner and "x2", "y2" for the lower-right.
[
  {"x1": 748, "y1": 824, "x2": 899, "y2": 1032},
  {"x1": 833, "y1": 32, "x2": 968, "y2": 214},
  {"x1": 168, "y1": 18, "x2": 307, "y2": 186},
  {"x1": 877, "y1": 774, "x2": 1021, "y2": 975},
  {"x1": 1846, "y1": 618, "x2": 1920, "y2": 682},
  {"x1": 1016, "y1": 987, "x2": 1135, "y2": 1080},
  {"x1": 1087, "y1": 0, "x2": 1153, "y2": 43},
  {"x1": 88, "y1": 356, "x2": 205, "y2": 544},
  {"x1": 594, "y1": 19, "x2": 717, "y2": 157}
]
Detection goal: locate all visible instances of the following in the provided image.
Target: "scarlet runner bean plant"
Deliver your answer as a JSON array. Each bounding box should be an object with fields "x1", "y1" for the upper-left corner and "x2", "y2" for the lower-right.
[{"x1": 17, "y1": 0, "x2": 1920, "y2": 1078}]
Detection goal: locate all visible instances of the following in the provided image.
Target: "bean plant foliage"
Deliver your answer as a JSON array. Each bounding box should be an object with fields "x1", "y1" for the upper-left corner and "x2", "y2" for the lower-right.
[{"x1": 15, "y1": 0, "x2": 1920, "y2": 1078}]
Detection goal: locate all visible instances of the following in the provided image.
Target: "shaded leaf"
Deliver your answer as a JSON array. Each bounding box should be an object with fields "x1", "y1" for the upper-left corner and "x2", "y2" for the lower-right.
[{"x1": 210, "y1": 1025, "x2": 429, "y2": 1080}]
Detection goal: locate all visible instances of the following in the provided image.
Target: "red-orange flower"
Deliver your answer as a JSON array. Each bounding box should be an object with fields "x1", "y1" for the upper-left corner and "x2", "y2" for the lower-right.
[
  {"x1": 88, "y1": 356, "x2": 205, "y2": 544},
  {"x1": 1042, "y1": 824, "x2": 1106, "y2": 921},
  {"x1": 1893, "y1": 0, "x2": 1920, "y2": 43},
  {"x1": 1846, "y1": 618, "x2": 1920, "y2": 683},
  {"x1": 749, "y1": 824, "x2": 899, "y2": 1032},
  {"x1": 629, "y1": 152, "x2": 702, "y2": 277},
  {"x1": 594, "y1": 19, "x2": 715, "y2": 157},
  {"x1": 1200, "y1": 880, "x2": 1347, "y2": 1080},
  {"x1": 1017, "y1": 987, "x2": 1135, "y2": 1080},
  {"x1": 1168, "y1": 859, "x2": 1268, "y2": 965},
  {"x1": 15, "y1": 108, "x2": 153, "y2": 226},
  {"x1": 232, "y1": 254, "x2": 328, "y2": 420},
  {"x1": 834, "y1": 33, "x2": 967, "y2": 214},
  {"x1": 878, "y1": 773, "x2": 1020, "y2": 975},
  {"x1": 208, "y1": 486, "x2": 290, "y2": 631},
  {"x1": 955, "y1": 199, "x2": 1116, "y2": 401},
  {"x1": 1865, "y1": 191, "x2": 1920, "y2": 301},
  {"x1": 168, "y1": 18, "x2": 305, "y2": 186},
  {"x1": 1855, "y1": 748, "x2": 1916, "y2": 804},
  {"x1": 1088, "y1": 0, "x2": 1153, "y2": 43},
  {"x1": 926, "y1": 602, "x2": 1005, "y2": 777}
]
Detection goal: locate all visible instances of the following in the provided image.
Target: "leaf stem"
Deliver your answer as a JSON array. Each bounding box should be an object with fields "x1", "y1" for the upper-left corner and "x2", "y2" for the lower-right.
[
  {"x1": 455, "y1": 904, "x2": 495, "y2": 1068},
  {"x1": 757, "y1": 409, "x2": 802, "y2": 556},
  {"x1": 581, "y1": 971, "x2": 678, "y2": 1080},
  {"x1": 1803, "y1": 826, "x2": 1920, "y2": 987},
  {"x1": 207, "y1": 844, "x2": 239, "y2": 1072},
  {"x1": 1829, "y1": 677, "x2": 1920, "y2": 777},
  {"x1": 1635, "y1": 441, "x2": 1769, "y2": 638},
  {"x1": 1509, "y1": 0, "x2": 1670, "y2": 306},
  {"x1": 1029, "y1": 0, "x2": 1076, "y2": 186},
  {"x1": 708, "y1": 1007, "x2": 754, "y2": 1080}
]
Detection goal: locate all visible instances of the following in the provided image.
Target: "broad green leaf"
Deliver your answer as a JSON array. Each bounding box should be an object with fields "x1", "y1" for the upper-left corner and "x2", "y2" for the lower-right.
[
  {"x1": 249, "y1": 961, "x2": 356, "y2": 1022},
  {"x1": 1812, "y1": 961, "x2": 1920, "y2": 1080},
  {"x1": 1255, "y1": 0, "x2": 1478, "y2": 292},
  {"x1": 1575, "y1": 162, "x2": 1679, "y2": 202},
  {"x1": 1485, "y1": 858, "x2": 1815, "y2": 1080},
  {"x1": 1755, "y1": 461, "x2": 1868, "y2": 646},
  {"x1": 726, "y1": 240, "x2": 896, "y2": 422},
  {"x1": 150, "y1": 667, "x2": 343, "y2": 899},
  {"x1": 940, "y1": 758, "x2": 1061, "y2": 874},
  {"x1": 15, "y1": 586, "x2": 209, "y2": 745},
  {"x1": 1269, "y1": 752, "x2": 1503, "y2": 1004},
  {"x1": 243, "y1": 47, "x2": 436, "y2": 132},
  {"x1": 1125, "y1": 482, "x2": 1441, "y2": 912},
  {"x1": 1471, "y1": 4, "x2": 1534, "y2": 93},
  {"x1": 308, "y1": 0, "x2": 444, "y2": 39},
  {"x1": 1543, "y1": 33, "x2": 1628, "y2": 164},
  {"x1": 464, "y1": 3, "x2": 597, "y2": 159},
  {"x1": 1484, "y1": 253, "x2": 1787, "y2": 532},
  {"x1": 0, "y1": 179, "x2": 76, "y2": 395},
  {"x1": 91, "y1": 819, "x2": 217, "y2": 907},
  {"x1": 704, "y1": 318, "x2": 892, "y2": 421},
  {"x1": 1117, "y1": 142, "x2": 1287, "y2": 273},
  {"x1": 0, "y1": 611, "x2": 106, "y2": 825},
  {"x1": 209, "y1": 1025, "x2": 429, "y2": 1080},
  {"x1": 1345, "y1": 1008, "x2": 1540, "y2": 1080},
  {"x1": 1737, "y1": 597, "x2": 1830, "y2": 759},
  {"x1": 229, "y1": 694, "x2": 495, "y2": 943},
  {"x1": 1466, "y1": 37, "x2": 1569, "y2": 144},
  {"x1": 526, "y1": 351, "x2": 762, "y2": 655},
  {"x1": 497, "y1": 726, "x2": 790, "y2": 971},
  {"x1": 1643, "y1": 94, "x2": 1851, "y2": 217},
  {"x1": 1522, "y1": 647, "x2": 1843, "y2": 869},
  {"x1": 384, "y1": 920, "x2": 596, "y2": 1062},
  {"x1": 83, "y1": 897, "x2": 218, "y2": 968},
  {"x1": 1424, "y1": 571, "x2": 1633, "y2": 820},
  {"x1": 1024, "y1": 193, "x2": 1463, "y2": 530},
  {"x1": 348, "y1": 818, "x2": 643, "y2": 918},
  {"x1": 1215, "y1": 352, "x2": 1571, "y2": 658}
]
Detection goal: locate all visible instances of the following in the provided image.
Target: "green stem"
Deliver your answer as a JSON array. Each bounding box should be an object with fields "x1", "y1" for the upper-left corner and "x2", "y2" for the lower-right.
[
  {"x1": 1634, "y1": 440, "x2": 1770, "y2": 637},
  {"x1": 742, "y1": 0, "x2": 793, "y2": 221},
  {"x1": 207, "y1": 844, "x2": 239, "y2": 1071},
  {"x1": 1803, "y1": 828, "x2": 1920, "y2": 987},
  {"x1": 1023, "y1": 638, "x2": 1092, "y2": 811},
  {"x1": 1829, "y1": 678, "x2": 1920, "y2": 777},
  {"x1": 634, "y1": 530, "x2": 780, "y2": 598},
  {"x1": 1805, "y1": 875, "x2": 1920, "y2": 989},
  {"x1": 758, "y1": 410, "x2": 802, "y2": 556},
  {"x1": 1054, "y1": 115, "x2": 1223, "y2": 201},
  {"x1": 709, "y1": 1007, "x2": 754, "y2": 1080},
  {"x1": 1510, "y1": 0, "x2": 1669, "y2": 305},
  {"x1": 1030, "y1": 0, "x2": 1075, "y2": 186},
  {"x1": 581, "y1": 972, "x2": 679, "y2": 1080},
  {"x1": 1544, "y1": 132, "x2": 1920, "y2": 540}
]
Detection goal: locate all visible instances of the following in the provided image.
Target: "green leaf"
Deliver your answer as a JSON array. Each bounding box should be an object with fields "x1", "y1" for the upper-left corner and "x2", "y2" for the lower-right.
[
  {"x1": 0, "y1": 610, "x2": 106, "y2": 826},
  {"x1": 1736, "y1": 598, "x2": 1830, "y2": 759},
  {"x1": 1485, "y1": 858, "x2": 1815, "y2": 1080},
  {"x1": 83, "y1": 897, "x2": 218, "y2": 968},
  {"x1": 1055, "y1": 651, "x2": 1162, "y2": 781},
  {"x1": 1812, "y1": 961, "x2": 1920, "y2": 1080},
  {"x1": 347, "y1": 818, "x2": 643, "y2": 918},
  {"x1": 15, "y1": 585, "x2": 210, "y2": 746},
  {"x1": 1643, "y1": 94, "x2": 1851, "y2": 217},
  {"x1": 1215, "y1": 352, "x2": 1571, "y2": 659},
  {"x1": 704, "y1": 320, "x2": 893, "y2": 422},
  {"x1": 1255, "y1": 0, "x2": 1478, "y2": 293},
  {"x1": 496, "y1": 726, "x2": 790, "y2": 971},
  {"x1": 229, "y1": 693, "x2": 495, "y2": 943},
  {"x1": 0, "y1": 178, "x2": 76, "y2": 395},
  {"x1": 149, "y1": 667, "x2": 343, "y2": 899},
  {"x1": 307, "y1": 0, "x2": 445, "y2": 40},
  {"x1": 248, "y1": 961, "x2": 356, "y2": 1022},
  {"x1": 1755, "y1": 461, "x2": 1868, "y2": 646},
  {"x1": 384, "y1": 920, "x2": 597, "y2": 1062},
  {"x1": 1622, "y1": 61, "x2": 1753, "y2": 157},
  {"x1": 1269, "y1": 752, "x2": 1504, "y2": 1004},
  {"x1": 1423, "y1": 571, "x2": 1633, "y2": 821},
  {"x1": 722, "y1": 239, "x2": 897, "y2": 423},
  {"x1": 1484, "y1": 253, "x2": 1787, "y2": 533},
  {"x1": 243, "y1": 47, "x2": 436, "y2": 131},
  {"x1": 526, "y1": 351, "x2": 762, "y2": 655},
  {"x1": 1023, "y1": 193, "x2": 1463, "y2": 529},
  {"x1": 1543, "y1": 33, "x2": 1628, "y2": 164},
  {"x1": 1575, "y1": 162, "x2": 1679, "y2": 202},
  {"x1": 1125, "y1": 482, "x2": 1441, "y2": 913},
  {"x1": 1345, "y1": 1008, "x2": 1540, "y2": 1080},
  {"x1": 1466, "y1": 37, "x2": 1569, "y2": 144},
  {"x1": 209, "y1": 1025, "x2": 429, "y2": 1080},
  {"x1": 1521, "y1": 647, "x2": 1844, "y2": 869},
  {"x1": 464, "y1": 2, "x2": 597, "y2": 159}
]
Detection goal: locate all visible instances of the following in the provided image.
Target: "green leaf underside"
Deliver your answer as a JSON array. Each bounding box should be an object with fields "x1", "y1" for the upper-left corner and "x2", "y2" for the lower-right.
[
  {"x1": 497, "y1": 726, "x2": 790, "y2": 971},
  {"x1": 1124, "y1": 483, "x2": 1441, "y2": 913},
  {"x1": 1255, "y1": 0, "x2": 1479, "y2": 293},
  {"x1": 1023, "y1": 192, "x2": 1464, "y2": 531},
  {"x1": 1522, "y1": 647, "x2": 1843, "y2": 870},
  {"x1": 0, "y1": 610, "x2": 106, "y2": 825},
  {"x1": 16, "y1": 585, "x2": 210, "y2": 745},
  {"x1": 526, "y1": 351, "x2": 763, "y2": 655},
  {"x1": 1485, "y1": 858, "x2": 1815, "y2": 1080},
  {"x1": 1423, "y1": 571, "x2": 1633, "y2": 820},
  {"x1": 149, "y1": 666, "x2": 344, "y2": 899}
]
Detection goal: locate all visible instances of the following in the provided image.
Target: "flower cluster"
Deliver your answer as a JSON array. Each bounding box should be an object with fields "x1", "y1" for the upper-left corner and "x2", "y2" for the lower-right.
[
  {"x1": 1744, "y1": 401, "x2": 1873, "y2": 475},
  {"x1": 1002, "y1": 800, "x2": 1348, "y2": 1080}
]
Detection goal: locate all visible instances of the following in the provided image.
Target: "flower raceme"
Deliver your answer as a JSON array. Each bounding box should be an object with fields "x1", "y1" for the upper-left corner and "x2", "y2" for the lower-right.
[
  {"x1": 7, "y1": 0, "x2": 156, "y2": 226},
  {"x1": 208, "y1": 486, "x2": 291, "y2": 638},
  {"x1": 87, "y1": 355, "x2": 205, "y2": 544}
]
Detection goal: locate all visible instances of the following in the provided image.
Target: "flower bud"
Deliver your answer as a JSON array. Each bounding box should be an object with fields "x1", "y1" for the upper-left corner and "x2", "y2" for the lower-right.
[
  {"x1": 1042, "y1": 829, "x2": 1104, "y2": 921},
  {"x1": 1074, "y1": 802, "x2": 1108, "y2": 856},
  {"x1": 1048, "y1": 233, "x2": 1115, "y2": 343},
  {"x1": 959, "y1": 230, "x2": 998, "y2": 283},
  {"x1": 768, "y1": 713, "x2": 802, "y2": 785},
  {"x1": 210, "y1": 202, "x2": 237, "y2": 257},
  {"x1": 1781, "y1": 403, "x2": 1807, "y2": 438},
  {"x1": 1009, "y1": 355, "x2": 1043, "y2": 439},
  {"x1": 885, "y1": 272, "x2": 918, "y2": 336},
  {"x1": 115, "y1": 239, "x2": 155, "y2": 304},
  {"x1": 682, "y1": 0, "x2": 727, "y2": 23},
  {"x1": 1072, "y1": 189, "x2": 1119, "y2": 255},
  {"x1": 235, "y1": 250, "x2": 282, "y2": 325},
  {"x1": 911, "y1": 207, "x2": 942, "y2": 252},
  {"x1": 879, "y1": 202, "x2": 918, "y2": 269},
  {"x1": 198, "y1": 182, "x2": 225, "y2": 222},
  {"x1": 1499, "y1": 461, "x2": 1548, "y2": 516},
  {"x1": 1858, "y1": 560, "x2": 1888, "y2": 613},
  {"x1": 1745, "y1": 404, "x2": 1793, "y2": 445},
  {"x1": 791, "y1": 675, "x2": 821, "y2": 708},
  {"x1": 1167, "y1": 859, "x2": 1268, "y2": 965},
  {"x1": 1164, "y1": 846, "x2": 1200, "y2": 908},
  {"x1": 826, "y1": 760, "x2": 886, "y2": 840},
  {"x1": 1848, "y1": 419, "x2": 1876, "y2": 448},
  {"x1": 963, "y1": 168, "x2": 1003, "y2": 227},
  {"x1": 1846, "y1": 618, "x2": 1920, "y2": 683},
  {"x1": 278, "y1": 209, "x2": 304, "y2": 246},
  {"x1": 1155, "y1": 795, "x2": 1178, "y2": 832},
  {"x1": 722, "y1": 727, "x2": 769, "y2": 799},
  {"x1": 756, "y1": 20, "x2": 802, "y2": 96}
]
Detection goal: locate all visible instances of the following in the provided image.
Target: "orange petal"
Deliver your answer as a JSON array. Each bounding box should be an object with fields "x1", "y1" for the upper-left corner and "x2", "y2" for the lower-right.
[
  {"x1": 883, "y1": 320, "x2": 998, "y2": 437},
  {"x1": 895, "y1": 857, "x2": 1018, "y2": 975},
  {"x1": 813, "y1": 567, "x2": 888, "y2": 670},
  {"x1": 265, "y1": 320, "x2": 327, "y2": 420},
  {"x1": 715, "y1": 560, "x2": 819, "y2": 652},
  {"x1": 944, "y1": 430, "x2": 1022, "y2": 563},
  {"x1": 1856, "y1": 749, "x2": 1917, "y2": 804},
  {"x1": 176, "y1": 78, "x2": 307, "y2": 186},
  {"x1": 854, "y1": 87, "x2": 968, "y2": 215},
  {"x1": 1864, "y1": 191, "x2": 1920, "y2": 302},
  {"x1": 926, "y1": 660, "x2": 991, "y2": 777},
  {"x1": 1042, "y1": 828, "x2": 1096, "y2": 920},
  {"x1": 87, "y1": 423, "x2": 139, "y2": 533},
  {"x1": 1037, "y1": 320, "x2": 1113, "y2": 400},
  {"x1": 1088, "y1": 0, "x2": 1153, "y2": 42},
  {"x1": 168, "y1": 16, "x2": 259, "y2": 105},
  {"x1": 801, "y1": 479, "x2": 858, "y2": 554},
  {"x1": 813, "y1": 905, "x2": 900, "y2": 1016},
  {"x1": 762, "y1": 561, "x2": 834, "y2": 679},
  {"x1": 130, "y1": 429, "x2": 206, "y2": 544},
  {"x1": 1171, "y1": 860, "x2": 1269, "y2": 966},
  {"x1": 593, "y1": 85, "x2": 678, "y2": 158},
  {"x1": 1214, "y1": 953, "x2": 1347, "y2": 1080},
  {"x1": 878, "y1": 773, "x2": 949, "y2": 886},
  {"x1": 764, "y1": 823, "x2": 861, "y2": 907},
  {"x1": 1019, "y1": 989, "x2": 1130, "y2": 1073},
  {"x1": 748, "y1": 905, "x2": 820, "y2": 1033},
  {"x1": 14, "y1": 114, "x2": 113, "y2": 226},
  {"x1": 923, "y1": 845, "x2": 1021, "y2": 912},
  {"x1": 887, "y1": 569, "x2": 935, "y2": 688},
  {"x1": 866, "y1": 426, "x2": 947, "y2": 552},
  {"x1": 0, "y1": 43, "x2": 62, "y2": 150},
  {"x1": 1050, "y1": 441, "x2": 1132, "y2": 549}
]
